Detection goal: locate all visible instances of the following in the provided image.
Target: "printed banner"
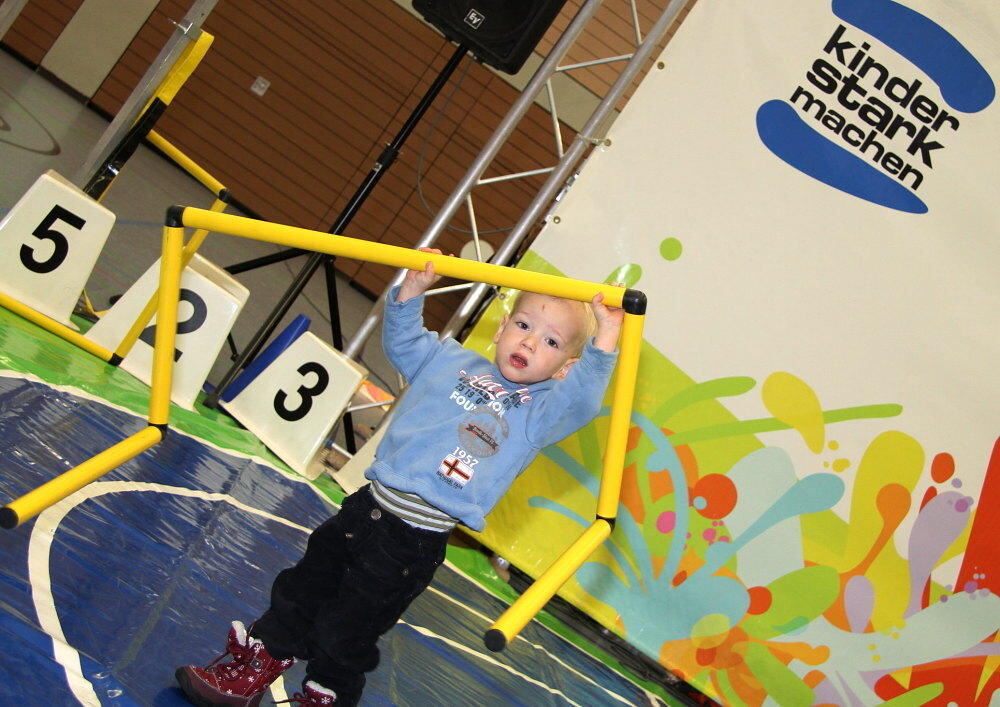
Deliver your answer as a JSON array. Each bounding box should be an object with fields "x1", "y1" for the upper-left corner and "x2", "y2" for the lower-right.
[{"x1": 465, "y1": 1, "x2": 1000, "y2": 704}]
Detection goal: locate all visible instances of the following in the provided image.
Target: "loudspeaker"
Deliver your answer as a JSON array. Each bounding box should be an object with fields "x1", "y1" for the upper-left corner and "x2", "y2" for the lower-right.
[{"x1": 413, "y1": 0, "x2": 568, "y2": 75}]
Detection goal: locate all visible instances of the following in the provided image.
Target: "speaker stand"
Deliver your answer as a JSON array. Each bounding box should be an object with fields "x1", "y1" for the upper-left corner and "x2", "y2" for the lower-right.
[{"x1": 205, "y1": 44, "x2": 468, "y2": 456}]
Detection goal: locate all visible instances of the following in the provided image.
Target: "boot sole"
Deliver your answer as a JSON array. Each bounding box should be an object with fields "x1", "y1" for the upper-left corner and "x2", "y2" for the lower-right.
[{"x1": 175, "y1": 666, "x2": 264, "y2": 707}]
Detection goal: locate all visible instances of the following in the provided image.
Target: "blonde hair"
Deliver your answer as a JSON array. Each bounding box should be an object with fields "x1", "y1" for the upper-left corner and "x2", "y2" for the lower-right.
[{"x1": 509, "y1": 290, "x2": 596, "y2": 355}]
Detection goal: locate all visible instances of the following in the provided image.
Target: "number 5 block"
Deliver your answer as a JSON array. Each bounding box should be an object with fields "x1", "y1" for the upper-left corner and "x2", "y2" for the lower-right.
[
  {"x1": 0, "y1": 170, "x2": 115, "y2": 327},
  {"x1": 222, "y1": 332, "x2": 367, "y2": 478}
]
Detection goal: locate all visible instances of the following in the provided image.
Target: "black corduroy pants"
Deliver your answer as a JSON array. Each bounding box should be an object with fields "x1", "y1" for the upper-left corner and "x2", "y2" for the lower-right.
[{"x1": 251, "y1": 484, "x2": 449, "y2": 704}]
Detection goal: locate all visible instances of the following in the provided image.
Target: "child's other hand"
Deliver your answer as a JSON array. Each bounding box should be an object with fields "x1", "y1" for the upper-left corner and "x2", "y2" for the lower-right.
[
  {"x1": 591, "y1": 282, "x2": 625, "y2": 352},
  {"x1": 398, "y1": 247, "x2": 446, "y2": 302}
]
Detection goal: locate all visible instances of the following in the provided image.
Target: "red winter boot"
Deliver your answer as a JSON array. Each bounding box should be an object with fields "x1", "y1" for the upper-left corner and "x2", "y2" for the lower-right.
[
  {"x1": 276, "y1": 681, "x2": 339, "y2": 705},
  {"x1": 175, "y1": 621, "x2": 295, "y2": 707}
]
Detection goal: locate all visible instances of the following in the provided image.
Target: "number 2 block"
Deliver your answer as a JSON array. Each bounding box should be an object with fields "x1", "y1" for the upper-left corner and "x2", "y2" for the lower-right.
[
  {"x1": 222, "y1": 332, "x2": 367, "y2": 478},
  {"x1": 0, "y1": 170, "x2": 115, "y2": 327},
  {"x1": 86, "y1": 254, "x2": 249, "y2": 409}
]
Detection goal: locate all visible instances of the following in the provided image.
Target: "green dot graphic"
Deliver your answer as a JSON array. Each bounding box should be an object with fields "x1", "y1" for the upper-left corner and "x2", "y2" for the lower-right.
[{"x1": 660, "y1": 237, "x2": 683, "y2": 261}]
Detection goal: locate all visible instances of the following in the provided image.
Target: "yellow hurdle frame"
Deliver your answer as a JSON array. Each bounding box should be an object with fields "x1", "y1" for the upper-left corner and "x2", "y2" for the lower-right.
[{"x1": 1, "y1": 206, "x2": 646, "y2": 652}]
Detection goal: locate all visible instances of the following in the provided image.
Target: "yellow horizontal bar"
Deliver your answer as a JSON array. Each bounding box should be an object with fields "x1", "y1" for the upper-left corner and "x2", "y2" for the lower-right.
[
  {"x1": 176, "y1": 208, "x2": 626, "y2": 307},
  {"x1": 0, "y1": 291, "x2": 115, "y2": 362},
  {"x1": 0, "y1": 426, "x2": 163, "y2": 528},
  {"x1": 597, "y1": 312, "x2": 645, "y2": 518},
  {"x1": 148, "y1": 131, "x2": 226, "y2": 196},
  {"x1": 485, "y1": 520, "x2": 612, "y2": 650}
]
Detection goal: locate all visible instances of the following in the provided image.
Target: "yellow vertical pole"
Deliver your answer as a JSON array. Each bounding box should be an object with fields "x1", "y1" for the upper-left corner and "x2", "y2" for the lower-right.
[
  {"x1": 485, "y1": 295, "x2": 646, "y2": 650},
  {"x1": 596, "y1": 311, "x2": 645, "y2": 518},
  {"x1": 147, "y1": 225, "x2": 184, "y2": 426},
  {"x1": 148, "y1": 29, "x2": 214, "y2": 107},
  {"x1": 0, "y1": 210, "x2": 205, "y2": 529}
]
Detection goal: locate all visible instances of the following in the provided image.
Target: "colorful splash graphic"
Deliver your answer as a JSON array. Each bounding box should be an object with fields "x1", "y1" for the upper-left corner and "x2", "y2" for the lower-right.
[
  {"x1": 756, "y1": 0, "x2": 995, "y2": 213},
  {"x1": 467, "y1": 251, "x2": 1000, "y2": 705}
]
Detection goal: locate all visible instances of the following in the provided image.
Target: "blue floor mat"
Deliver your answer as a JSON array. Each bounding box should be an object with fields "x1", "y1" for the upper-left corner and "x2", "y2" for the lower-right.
[{"x1": 0, "y1": 374, "x2": 663, "y2": 705}]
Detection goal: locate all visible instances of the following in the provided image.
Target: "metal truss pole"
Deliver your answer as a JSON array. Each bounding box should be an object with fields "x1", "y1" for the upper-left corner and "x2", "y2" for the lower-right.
[{"x1": 440, "y1": 0, "x2": 691, "y2": 339}]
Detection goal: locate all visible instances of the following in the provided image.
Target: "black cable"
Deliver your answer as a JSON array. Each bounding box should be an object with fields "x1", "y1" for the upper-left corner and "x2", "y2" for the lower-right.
[{"x1": 413, "y1": 46, "x2": 515, "y2": 238}]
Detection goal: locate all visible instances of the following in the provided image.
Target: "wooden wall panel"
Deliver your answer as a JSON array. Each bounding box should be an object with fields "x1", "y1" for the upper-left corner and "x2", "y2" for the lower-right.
[
  {"x1": 2, "y1": 0, "x2": 84, "y2": 66},
  {"x1": 91, "y1": 0, "x2": 575, "y2": 330}
]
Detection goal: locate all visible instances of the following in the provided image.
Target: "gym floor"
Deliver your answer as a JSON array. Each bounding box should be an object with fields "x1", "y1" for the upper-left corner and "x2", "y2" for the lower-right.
[{"x1": 0, "y1": 49, "x2": 683, "y2": 706}]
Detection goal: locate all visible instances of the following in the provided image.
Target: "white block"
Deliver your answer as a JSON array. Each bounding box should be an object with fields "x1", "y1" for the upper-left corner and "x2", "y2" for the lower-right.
[
  {"x1": 86, "y1": 254, "x2": 249, "y2": 409},
  {"x1": 0, "y1": 170, "x2": 115, "y2": 327},
  {"x1": 222, "y1": 332, "x2": 367, "y2": 478},
  {"x1": 333, "y1": 424, "x2": 385, "y2": 493}
]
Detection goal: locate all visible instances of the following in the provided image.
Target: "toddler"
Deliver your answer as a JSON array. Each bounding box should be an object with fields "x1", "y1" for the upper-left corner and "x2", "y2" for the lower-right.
[{"x1": 176, "y1": 250, "x2": 624, "y2": 705}]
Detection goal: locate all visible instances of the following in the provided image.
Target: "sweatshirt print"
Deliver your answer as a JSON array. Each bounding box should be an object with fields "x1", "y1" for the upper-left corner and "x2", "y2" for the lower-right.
[{"x1": 365, "y1": 287, "x2": 618, "y2": 531}]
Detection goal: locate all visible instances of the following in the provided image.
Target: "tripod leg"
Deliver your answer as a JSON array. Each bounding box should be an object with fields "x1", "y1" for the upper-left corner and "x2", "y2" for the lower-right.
[
  {"x1": 323, "y1": 257, "x2": 357, "y2": 455},
  {"x1": 224, "y1": 247, "x2": 307, "y2": 275}
]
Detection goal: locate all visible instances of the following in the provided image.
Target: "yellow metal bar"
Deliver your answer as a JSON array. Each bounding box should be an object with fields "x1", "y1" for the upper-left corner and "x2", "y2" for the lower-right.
[
  {"x1": 0, "y1": 426, "x2": 163, "y2": 528},
  {"x1": 112, "y1": 201, "x2": 223, "y2": 360},
  {"x1": 185, "y1": 198, "x2": 228, "y2": 252},
  {"x1": 150, "y1": 30, "x2": 214, "y2": 106},
  {"x1": 147, "y1": 131, "x2": 226, "y2": 196},
  {"x1": 484, "y1": 520, "x2": 612, "y2": 651},
  {"x1": 113, "y1": 294, "x2": 159, "y2": 362},
  {"x1": 90, "y1": 30, "x2": 213, "y2": 203},
  {"x1": 485, "y1": 315, "x2": 643, "y2": 648},
  {"x1": 147, "y1": 226, "x2": 184, "y2": 425},
  {"x1": 596, "y1": 312, "x2": 645, "y2": 518},
  {"x1": 176, "y1": 207, "x2": 626, "y2": 307},
  {"x1": 0, "y1": 291, "x2": 115, "y2": 362}
]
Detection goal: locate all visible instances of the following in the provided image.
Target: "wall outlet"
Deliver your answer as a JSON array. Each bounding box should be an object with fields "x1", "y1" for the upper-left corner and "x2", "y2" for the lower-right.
[{"x1": 250, "y1": 76, "x2": 270, "y2": 96}]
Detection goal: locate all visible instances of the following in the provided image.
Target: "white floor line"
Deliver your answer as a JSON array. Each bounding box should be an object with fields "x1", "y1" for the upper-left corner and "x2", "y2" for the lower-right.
[
  {"x1": 28, "y1": 480, "x2": 639, "y2": 706},
  {"x1": 400, "y1": 619, "x2": 589, "y2": 707},
  {"x1": 28, "y1": 481, "x2": 310, "y2": 706}
]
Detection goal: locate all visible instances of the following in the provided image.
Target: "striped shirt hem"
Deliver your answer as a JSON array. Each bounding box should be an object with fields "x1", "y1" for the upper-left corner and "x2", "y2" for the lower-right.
[{"x1": 370, "y1": 480, "x2": 457, "y2": 532}]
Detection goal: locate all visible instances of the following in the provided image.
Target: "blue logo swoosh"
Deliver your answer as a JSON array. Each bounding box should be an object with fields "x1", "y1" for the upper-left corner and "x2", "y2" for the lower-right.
[
  {"x1": 756, "y1": 100, "x2": 927, "y2": 214},
  {"x1": 833, "y1": 0, "x2": 994, "y2": 113},
  {"x1": 756, "y1": 1, "x2": 994, "y2": 213}
]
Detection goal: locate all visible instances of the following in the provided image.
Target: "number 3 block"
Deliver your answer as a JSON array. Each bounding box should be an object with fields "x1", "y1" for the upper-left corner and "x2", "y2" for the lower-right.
[
  {"x1": 222, "y1": 332, "x2": 367, "y2": 478},
  {"x1": 0, "y1": 170, "x2": 115, "y2": 327}
]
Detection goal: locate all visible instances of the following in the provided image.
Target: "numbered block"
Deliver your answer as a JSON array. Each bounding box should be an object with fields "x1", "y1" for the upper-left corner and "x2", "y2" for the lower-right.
[
  {"x1": 219, "y1": 313, "x2": 311, "y2": 403},
  {"x1": 0, "y1": 169, "x2": 115, "y2": 327},
  {"x1": 222, "y1": 332, "x2": 367, "y2": 478},
  {"x1": 86, "y1": 253, "x2": 249, "y2": 409}
]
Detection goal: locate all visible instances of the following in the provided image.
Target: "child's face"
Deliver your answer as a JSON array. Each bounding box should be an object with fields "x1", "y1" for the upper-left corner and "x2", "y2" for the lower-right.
[{"x1": 492, "y1": 293, "x2": 586, "y2": 384}]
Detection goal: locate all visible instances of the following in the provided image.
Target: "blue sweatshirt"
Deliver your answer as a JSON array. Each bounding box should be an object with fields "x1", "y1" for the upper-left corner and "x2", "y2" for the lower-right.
[{"x1": 365, "y1": 287, "x2": 618, "y2": 531}]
